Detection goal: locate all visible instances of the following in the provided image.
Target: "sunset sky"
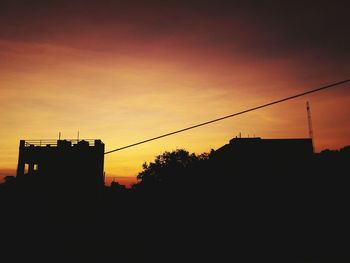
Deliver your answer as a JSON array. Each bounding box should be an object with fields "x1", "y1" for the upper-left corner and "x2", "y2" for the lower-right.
[{"x1": 0, "y1": 1, "x2": 349, "y2": 186}]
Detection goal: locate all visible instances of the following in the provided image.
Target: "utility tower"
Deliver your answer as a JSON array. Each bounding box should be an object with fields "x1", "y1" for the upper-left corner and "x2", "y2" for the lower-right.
[{"x1": 306, "y1": 101, "x2": 314, "y2": 152}]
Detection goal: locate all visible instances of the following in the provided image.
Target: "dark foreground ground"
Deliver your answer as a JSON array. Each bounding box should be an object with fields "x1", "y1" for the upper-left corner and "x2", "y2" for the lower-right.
[{"x1": 1, "y1": 148, "x2": 349, "y2": 262}]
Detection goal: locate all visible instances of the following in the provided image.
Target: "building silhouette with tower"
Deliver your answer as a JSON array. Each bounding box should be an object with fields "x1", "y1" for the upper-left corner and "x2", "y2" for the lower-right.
[{"x1": 16, "y1": 139, "x2": 105, "y2": 189}]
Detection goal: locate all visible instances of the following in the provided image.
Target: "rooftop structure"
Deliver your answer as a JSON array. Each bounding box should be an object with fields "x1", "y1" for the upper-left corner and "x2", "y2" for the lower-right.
[
  {"x1": 16, "y1": 139, "x2": 105, "y2": 189},
  {"x1": 213, "y1": 137, "x2": 313, "y2": 165}
]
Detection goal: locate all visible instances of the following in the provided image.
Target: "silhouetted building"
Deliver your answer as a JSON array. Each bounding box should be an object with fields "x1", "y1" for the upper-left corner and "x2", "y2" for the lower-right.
[
  {"x1": 213, "y1": 137, "x2": 313, "y2": 168},
  {"x1": 16, "y1": 139, "x2": 105, "y2": 188}
]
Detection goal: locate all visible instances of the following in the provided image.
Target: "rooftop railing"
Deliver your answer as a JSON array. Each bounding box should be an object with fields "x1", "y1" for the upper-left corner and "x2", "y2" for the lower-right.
[{"x1": 23, "y1": 139, "x2": 100, "y2": 147}]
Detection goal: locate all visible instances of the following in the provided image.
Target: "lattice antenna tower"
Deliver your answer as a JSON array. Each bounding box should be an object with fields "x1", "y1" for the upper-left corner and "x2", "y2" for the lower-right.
[{"x1": 306, "y1": 101, "x2": 314, "y2": 152}]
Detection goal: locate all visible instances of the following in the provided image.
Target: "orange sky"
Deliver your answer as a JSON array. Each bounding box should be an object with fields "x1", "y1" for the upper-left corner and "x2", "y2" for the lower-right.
[{"x1": 0, "y1": 1, "x2": 349, "y2": 186}]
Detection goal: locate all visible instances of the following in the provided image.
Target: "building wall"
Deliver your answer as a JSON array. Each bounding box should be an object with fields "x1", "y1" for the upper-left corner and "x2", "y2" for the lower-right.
[
  {"x1": 213, "y1": 137, "x2": 313, "y2": 171},
  {"x1": 16, "y1": 139, "x2": 105, "y2": 189}
]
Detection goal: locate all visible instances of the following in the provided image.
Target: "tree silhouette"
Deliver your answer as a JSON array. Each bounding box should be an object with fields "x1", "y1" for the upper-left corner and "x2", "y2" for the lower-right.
[
  {"x1": 134, "y1": 149, "x2": 209, "y2": 191},
  {"x1": 110, "y1": 180, "x2": 126, "y2": 191}
]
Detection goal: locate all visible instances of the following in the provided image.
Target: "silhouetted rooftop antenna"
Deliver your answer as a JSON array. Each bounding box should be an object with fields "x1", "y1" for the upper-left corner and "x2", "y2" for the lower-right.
[
  {"x1": 59, "y1": 132, "x2": 61, "y2": 140},
  {"x1": 77, "y1": 131, "x2": 80, "y2": 142},
  {"x1": 306, "y1": 101, "x2": 314, "y2": 152},
  {"x1": 104, "y1": 79, "x2": 350, "y2": 154}
]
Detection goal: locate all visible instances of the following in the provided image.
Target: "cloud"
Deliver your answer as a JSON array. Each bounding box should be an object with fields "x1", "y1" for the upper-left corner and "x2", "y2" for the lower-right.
[{"x1": 0, "y1": 0, "x2": 349, "y2": 61}]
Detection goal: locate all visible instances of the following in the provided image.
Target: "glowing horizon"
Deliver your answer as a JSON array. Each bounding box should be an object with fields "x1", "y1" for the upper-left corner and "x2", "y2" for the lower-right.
[{"x1": 0, "y1": 1, "x2": 349, "y2": 186}]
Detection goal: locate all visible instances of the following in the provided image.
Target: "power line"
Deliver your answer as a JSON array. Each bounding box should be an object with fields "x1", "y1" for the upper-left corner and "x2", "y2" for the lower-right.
[{"x1": 104, "y1": 79, "x2": 350, "y2": 154}]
